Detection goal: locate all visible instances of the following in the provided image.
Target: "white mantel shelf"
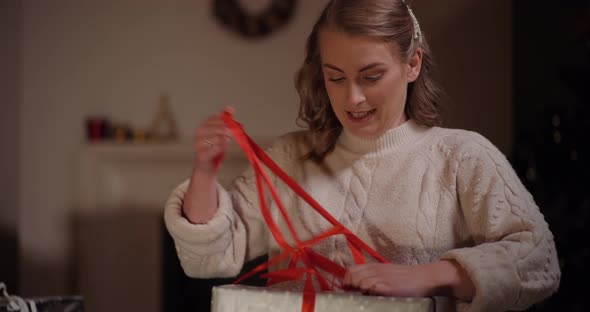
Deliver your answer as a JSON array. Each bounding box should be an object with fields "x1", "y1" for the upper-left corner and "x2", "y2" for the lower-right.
[
  {"x1": 77, "y1": 139, "x2": 270, "y2": 216},
  {"x1": 80, "y1": 140, "x2": 194, "y2": 159}
]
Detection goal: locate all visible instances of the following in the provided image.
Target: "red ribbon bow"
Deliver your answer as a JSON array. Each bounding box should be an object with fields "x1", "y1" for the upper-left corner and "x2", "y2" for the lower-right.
[{"x1": 221, "y1": 111, "x2": 388, "y2": 312}]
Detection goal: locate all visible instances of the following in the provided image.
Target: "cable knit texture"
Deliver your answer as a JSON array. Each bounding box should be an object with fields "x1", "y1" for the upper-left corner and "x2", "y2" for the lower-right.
[{"x1": 164, "y1": 119, "x2": 560, "y2": 312}]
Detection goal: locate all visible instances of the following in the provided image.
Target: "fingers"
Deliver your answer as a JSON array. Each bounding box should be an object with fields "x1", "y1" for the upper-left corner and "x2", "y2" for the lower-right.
[
  {"x1": 194, "y1": 126, "x2": 229, "y2": 152},
  {"x1": 195, "y1": 125, "x2": 230, "y2": 147},
  {"x1": 195, "y1": 135, "x2": 228, "y2": 163},
  {"x1": 359, "y1": 276, "x2": 385, "y2": 294},
  {"x1": 367, "y1": 282, "x2": 389, "y2": 295},
  {"x1": 344, "y1": 263, "x2": 398, "y2": 296},
  {"x1": 223, "y1": 105, "x2": 235, "y2": 115},
  {"x1": 344, "y1": 263, "x2": 435, "y2": 298},
  {"x1": 193, "y1": 109, "x2": 234, "y2": 166},
  {"x1": 343, "y1": 263, "x2": 380, "y2": 289}
]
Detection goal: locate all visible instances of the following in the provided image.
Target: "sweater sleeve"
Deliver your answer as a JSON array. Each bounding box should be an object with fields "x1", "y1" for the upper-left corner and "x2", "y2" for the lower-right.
[
  {"x1": 440, "y1": 134, "x2": 561, "y2": 312},
  {"x1": 163, "y1": 134, "x2": 298, "y2": 278}
]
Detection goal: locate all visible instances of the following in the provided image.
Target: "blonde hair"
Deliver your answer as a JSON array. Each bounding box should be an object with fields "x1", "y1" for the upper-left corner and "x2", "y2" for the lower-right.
[{"x1": 295, "y1": 0, "x2": 446, "y2": 161}]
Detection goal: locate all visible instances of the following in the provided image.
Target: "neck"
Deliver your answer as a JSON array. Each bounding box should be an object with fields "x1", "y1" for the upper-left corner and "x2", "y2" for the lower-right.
[{"x1": 338, "y1": 119, "x2": 429, "y2": 156}]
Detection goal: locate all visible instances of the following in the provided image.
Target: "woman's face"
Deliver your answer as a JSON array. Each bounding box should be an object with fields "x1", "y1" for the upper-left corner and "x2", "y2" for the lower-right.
[{"x1": 319, "y1": 30, "x2": 422, "y2": 139}]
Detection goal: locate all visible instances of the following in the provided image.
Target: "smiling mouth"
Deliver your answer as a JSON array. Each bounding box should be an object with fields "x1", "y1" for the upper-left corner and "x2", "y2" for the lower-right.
[{"x1": 348, "y1": 109, "x2": 376, "y2": 121}]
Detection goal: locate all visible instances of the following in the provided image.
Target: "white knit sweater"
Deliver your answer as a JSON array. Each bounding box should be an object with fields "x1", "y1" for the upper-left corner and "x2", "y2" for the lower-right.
[{"x1": 164, "y1": 119, "x2": 560, "y2": 312}]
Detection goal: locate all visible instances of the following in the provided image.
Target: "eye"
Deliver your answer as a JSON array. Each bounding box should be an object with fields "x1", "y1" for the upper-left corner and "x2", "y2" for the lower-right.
[
  {"x1": 328, "y1": 77, "x2": 345, "y2": 84},
  {"x1": 363, "y1": 73, "x2": 383, "y2": 82}
]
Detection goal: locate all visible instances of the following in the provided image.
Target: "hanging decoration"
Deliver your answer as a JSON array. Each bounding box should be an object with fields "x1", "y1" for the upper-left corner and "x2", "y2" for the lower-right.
[{"x1": 212, "y1": 0, "x2": 298, "y2": 39}]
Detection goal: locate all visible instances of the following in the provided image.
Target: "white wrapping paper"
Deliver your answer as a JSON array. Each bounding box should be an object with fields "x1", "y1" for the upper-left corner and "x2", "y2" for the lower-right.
[{"x1": 211, "y1": 285, "x2": 456, "y2": 312}]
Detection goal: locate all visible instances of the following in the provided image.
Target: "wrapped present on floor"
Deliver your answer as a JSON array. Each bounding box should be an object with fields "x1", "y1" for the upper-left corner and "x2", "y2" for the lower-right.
[
  {"x1": 212, "y1": 285, "x2": 455, "y2": 312},
  {"x1": 1, "y1": 283, "x2": 85, "y2": 312}
]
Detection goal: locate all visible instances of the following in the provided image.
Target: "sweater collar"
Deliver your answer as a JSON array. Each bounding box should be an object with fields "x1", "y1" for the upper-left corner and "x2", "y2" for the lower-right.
[{"x1": 337, "y1": 119, "x2": 428, "y2": 155}]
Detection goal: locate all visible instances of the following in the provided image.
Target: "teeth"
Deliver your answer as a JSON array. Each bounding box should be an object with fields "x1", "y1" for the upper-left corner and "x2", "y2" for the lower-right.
[{"x1": 350, "y1": 111, "x2": 371, "y2": 118}]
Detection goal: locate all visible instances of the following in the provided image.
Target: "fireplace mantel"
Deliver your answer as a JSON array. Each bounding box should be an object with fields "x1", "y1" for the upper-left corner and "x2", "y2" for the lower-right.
[
  {"x1": 77, "y1": 140, "x2": 265, "y2": 214},
  {"x1": 75, "y1": 138, "x2": 271, "y2": 312}
]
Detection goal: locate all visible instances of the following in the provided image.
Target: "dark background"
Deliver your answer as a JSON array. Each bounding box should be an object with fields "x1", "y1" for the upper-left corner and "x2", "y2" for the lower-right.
[{"x1": 510, "y1": 1, "x2": 589, "y2": 311}]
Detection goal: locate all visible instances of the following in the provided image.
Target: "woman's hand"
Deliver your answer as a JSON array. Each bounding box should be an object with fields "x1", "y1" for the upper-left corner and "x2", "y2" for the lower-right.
[
  {"x1": 193, "y1": 107, "x2": 234, "y2": 172},
  {"x1": 343, "y1": 260, "x2": 475, "y2": 300},
  {"x1": 343, "y1": 262, "x2": 438, "y2": 297},
  {"x1": 183, "y1": 107, "x2": 234, "y2": 224}
]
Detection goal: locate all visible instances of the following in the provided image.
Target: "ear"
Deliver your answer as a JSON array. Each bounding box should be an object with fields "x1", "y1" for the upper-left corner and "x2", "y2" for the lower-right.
[{"x1": 406, "y1": 48, "x2": 422, "y2": 83}]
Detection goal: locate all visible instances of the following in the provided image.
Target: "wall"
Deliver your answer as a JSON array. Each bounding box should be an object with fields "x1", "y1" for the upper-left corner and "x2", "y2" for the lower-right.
[
  {"x1": 414, "y1": 0, "x2": 513, "y2": 153},
  {"x1": 0, "y1": 0, "x2": 20, "y2": 291},
  {"x1": 18, "y1": 0, "x2": 512, "y2": 296},
  {"x1": 18, "y1": 0, "x2": 331, "y2": 296}
]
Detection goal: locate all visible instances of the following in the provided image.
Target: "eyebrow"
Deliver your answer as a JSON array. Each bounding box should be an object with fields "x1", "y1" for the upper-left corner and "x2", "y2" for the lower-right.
[{"x1": 322, "y1": 62, "x2": 385, "y2": 73}]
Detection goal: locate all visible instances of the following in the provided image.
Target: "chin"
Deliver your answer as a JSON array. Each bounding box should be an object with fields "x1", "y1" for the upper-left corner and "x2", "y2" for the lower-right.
[{"x1": 348, "y1": 127, "x2": 382, "y2": 139}]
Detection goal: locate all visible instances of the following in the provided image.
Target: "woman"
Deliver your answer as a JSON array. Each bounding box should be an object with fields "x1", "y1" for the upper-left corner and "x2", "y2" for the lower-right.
[{"x1": 164, "y1": 1, "x2": 560, "y2": 311}]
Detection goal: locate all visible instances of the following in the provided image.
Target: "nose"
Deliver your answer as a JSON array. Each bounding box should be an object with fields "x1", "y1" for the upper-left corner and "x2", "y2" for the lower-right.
[{"x1": 347, "y1": 82, "x2": 366, "y2": 106}]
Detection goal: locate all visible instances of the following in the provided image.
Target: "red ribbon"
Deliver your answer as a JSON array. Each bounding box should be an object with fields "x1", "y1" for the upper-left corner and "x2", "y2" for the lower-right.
[{"x1": 221, "y1": 111, "x2": 388, "y2": 312}]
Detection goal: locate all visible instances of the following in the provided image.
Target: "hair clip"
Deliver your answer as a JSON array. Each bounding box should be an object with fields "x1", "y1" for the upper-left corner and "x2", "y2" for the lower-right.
[{"x1": 401, "y1": 0, "x2": 422, "y2": 42}]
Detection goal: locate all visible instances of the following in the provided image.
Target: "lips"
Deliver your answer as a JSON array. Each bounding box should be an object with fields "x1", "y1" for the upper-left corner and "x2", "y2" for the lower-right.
[{"x1": 347, "y1": 109, "x2": 376, "y2": 121}]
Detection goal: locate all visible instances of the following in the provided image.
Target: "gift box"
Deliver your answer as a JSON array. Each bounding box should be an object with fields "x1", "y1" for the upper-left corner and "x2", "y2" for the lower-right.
[
  {"x1": 1, "y1": 285, "x2": 84, "y2": 312},
  {"x1": 211, "y1": 285, "x2": 455, "y2": 312},
  {"x1": 0, "y1": 296, "x2": 84, "y2": 312}
]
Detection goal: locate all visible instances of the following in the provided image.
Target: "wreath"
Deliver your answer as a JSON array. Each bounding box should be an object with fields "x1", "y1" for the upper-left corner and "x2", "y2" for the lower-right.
[{"x1": 213, "y1": 0, "x2": 298, "y2": 39}]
